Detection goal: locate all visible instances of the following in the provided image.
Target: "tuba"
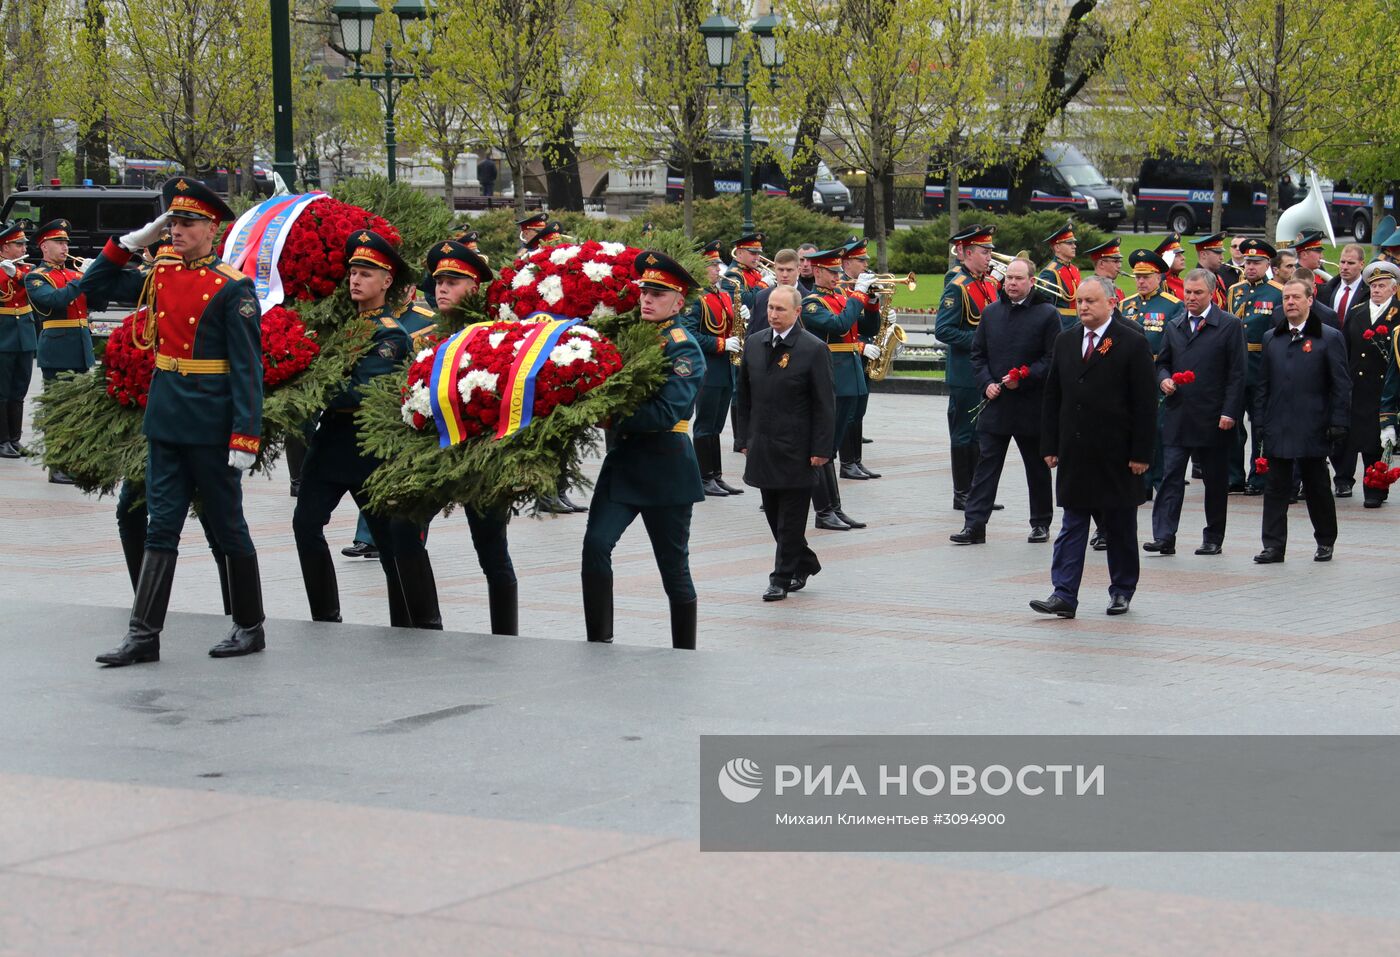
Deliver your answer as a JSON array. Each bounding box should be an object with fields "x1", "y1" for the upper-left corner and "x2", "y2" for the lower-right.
[
  {"x1": 865, "y1": 291, "x2": 905, "y2": 381},
  {"x1": 1275, "y1": 170, "x2": 1336, "y2": 247}
]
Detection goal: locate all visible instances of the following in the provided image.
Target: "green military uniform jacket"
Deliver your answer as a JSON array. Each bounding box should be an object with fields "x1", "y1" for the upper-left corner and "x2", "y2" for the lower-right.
[
  {"x1": 1228, "y1": 278, "x2": 1285, "y2": 381},
  {"x1": 27, "y1": 262, "x2": 95, "y2": 371},
  {"x1": 397, "y1": 303, "x2": 440, "y2": 353},
  {"x1": 800, "y1": 287, "x2": 878, "y2": 398},
  {"x1": 1120, "y1": 290, "x2": 1185, "y2": 359},
  {"x1": 331, "y1": 304, "x2": 412, "y2": 412},
  {"x1": 935, "y1": 266, "x2": 999, "y2": 389},
  {"x1": 0, "y1": 268, "x2": 36, "y2": 353},
  {"x1": 597, "y1": 318, "x2": 705, "y2": 507}
]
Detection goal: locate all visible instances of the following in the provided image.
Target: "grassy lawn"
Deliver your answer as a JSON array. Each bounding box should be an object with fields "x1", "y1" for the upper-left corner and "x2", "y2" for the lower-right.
[{"x1": 888, "y1": 368, "x2": 945, "y2": 380}]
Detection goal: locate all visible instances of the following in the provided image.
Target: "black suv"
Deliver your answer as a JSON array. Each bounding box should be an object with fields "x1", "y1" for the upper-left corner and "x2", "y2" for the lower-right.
[{"x1": 0, "y1": 186, "x2": 163, "y2": 260}]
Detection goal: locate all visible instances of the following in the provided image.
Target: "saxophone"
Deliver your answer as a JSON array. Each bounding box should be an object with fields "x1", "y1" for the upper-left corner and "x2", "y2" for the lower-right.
[{"x1": 865, "y1": 292, "x2": 905, "y2": 380}]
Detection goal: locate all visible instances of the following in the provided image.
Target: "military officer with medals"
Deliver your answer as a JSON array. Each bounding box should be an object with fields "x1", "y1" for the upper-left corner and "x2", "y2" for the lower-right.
[
  {"x1": 1154, "y1": 233, "x2": 1187, "y2": 300},
  {"x1": 80, "y1": 177, "x2": 266, "y2": 666},
  {"x1": 293, "y1": 230, "x2": 443, "y2": 631},
  {"x1": 1191, "y1": 232, "x2": 1237, "y2": 308},
  {"x1": 937, "y1": 225, "x2": 1001, "y2": 511},
  {"x1": 800, "y1": 245, "x2": 881, "y2": 530},
  {"x1": 0, "y1": 221, "x2": 35, "y2": 458},
  {"x1": 729, "y1": 232, "x2": 770, "y2": 309},
  {"x1": 1084, "y1": 237, "x2": 1125, "y2": 307},
  {"x1": 580, "y1": 251, "x2": 705, "y2": 649},
  {"x1": 1228, "y1": 238, "x2": 1286, "y2": 495},
  {"x1": 837, "y1": 238, "x2": 883, "y2": 480},
  {"x1": 1122, "y1": 249, "x2": 1186, "y2": 495},
  {"x1": 1037, "y1": 221, "x2": 1081, "y2": 330},
  {"x1": 683, "y1": 240, "x2": 745, "y2": 496}
]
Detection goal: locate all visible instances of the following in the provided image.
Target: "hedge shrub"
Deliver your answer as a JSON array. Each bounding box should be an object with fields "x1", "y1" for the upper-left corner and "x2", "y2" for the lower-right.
[{"x1": 889, "y1": 212, "x2": 1114, "y2": 275}]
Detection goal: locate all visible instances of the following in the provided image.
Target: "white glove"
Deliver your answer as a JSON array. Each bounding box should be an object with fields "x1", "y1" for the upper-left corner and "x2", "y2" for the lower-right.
[
  {"x1": 861, "y1": 343, "x2": 882, "y2": 361},
  {"x1": 1382, "y1": 426, "x2": 1397, "y2": 449},
  {"x1": 723, "y1": 336, "x2": 742, "y2": 354},
  {"x1": 78, "y1": 257, "x2": 97, "y2": 274},
  {"x1": 119, "y1": 212, "x2": 170, "y2": 253},
  {"x1": 740, "y1": 304, "x2": 752, "y2": 323},
  {"x1": 854, "y1": 271, "x2": 877, "y2": 294},
  {"x1": 228, "y1": 449, "x2": 256, "y2": 471},
  {"x1": 0, "y1": 259, "x2": 14, "y2": 278}
]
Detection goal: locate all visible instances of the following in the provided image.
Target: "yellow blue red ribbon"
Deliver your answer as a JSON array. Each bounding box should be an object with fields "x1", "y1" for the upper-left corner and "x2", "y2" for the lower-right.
[
  {"x1": 496, "y1": 313, "x2": 580, "y2": 439},
  {"x1": 429, "y1": 322, "x2": 490, "y2": 447}
]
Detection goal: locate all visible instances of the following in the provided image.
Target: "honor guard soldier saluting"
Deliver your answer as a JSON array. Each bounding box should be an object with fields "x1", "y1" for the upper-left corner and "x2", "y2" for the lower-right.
[
  {"x1": 580, "y1": 251, "x2": 705, "y2": 649},
  {"x1": 293, "y1": 230, "x2": 443, "y2": 630},
  {"x1": 684, "y1": 240, "x2": 745, "y2": 497},
  {"x1": 0, "y1": 221, "x2": 35, "y2": 458},
  {"x1": 1228, "y1": 238, "x2": 1286, "y2": 495},
  {"x1": 425, "y1": 238, "x2": 519, "y2": 634},
  {"x1": 729, "y1": 232, "x2": 770, "y2": 309},
  {"x1": 937, "y1": 225, "x2": 1001, "y2": 511},
  {"x1": 81, "y1": 177, "x2": 266, "y2": 666},
  {"x1": 801, "y1": 245, "x2": 881, "y2": 529},
  {"x1": 1038, "y1": 221, "x2": 1081, "y2": 330}
]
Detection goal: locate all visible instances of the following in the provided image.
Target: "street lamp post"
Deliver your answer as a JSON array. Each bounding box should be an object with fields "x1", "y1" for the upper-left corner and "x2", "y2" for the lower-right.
[
  {"x1": 332, "y1": 0, "x2": 426, "y2": 184},
  {"x1": 699, "y1": 12, "x2": 785, "y2": 235}
]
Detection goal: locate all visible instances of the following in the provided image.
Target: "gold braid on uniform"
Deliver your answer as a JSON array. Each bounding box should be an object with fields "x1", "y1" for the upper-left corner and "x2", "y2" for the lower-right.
[{"x1": 134, "y1": 268, "x2": 160, "y2": 352}]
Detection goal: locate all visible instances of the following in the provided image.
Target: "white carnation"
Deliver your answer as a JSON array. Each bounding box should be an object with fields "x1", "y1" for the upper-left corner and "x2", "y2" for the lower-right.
[
  {"x1": 498, "y1": 303, "x2": 515, "y2": 321},
  {"x1": 582, "y1": 260, "x2": 613, "y2": 282},
  {"x1": 489, "y1": 331, "x2": 507, "y2": 349},
  {"x1": 511, "y1": 267, "x2": 536, "y2": 289},
  {"x1": 538, "y1": 274, "x2": 565, "y2": 305},
  {"x1": 573, "y1": 325, "x2": 600, "y2": 339},
  {"x1": 415, "y1": 347, "x2": 436, "y2": 363},
  {"x1": 589, "y1": 303, "x2": 617, "y2": 320},
  {"x1": 456, "y1": 351, "x2": 472, "y2": 370},
  {"x1": 598, "y1": 241, "x2": 626, "y2": 256},
  {"x1": 400, "y1": 382, "x2": 433, "y2": 426},
  {"x1": 548, "y1": 245, "x2": 581, "y2": 264},
  {"x1": 549, "y1": 338, "x2": 593, "y2": 366},
  {"x1": 458, "y1": 369, "x2": 500, "y2": 402}
]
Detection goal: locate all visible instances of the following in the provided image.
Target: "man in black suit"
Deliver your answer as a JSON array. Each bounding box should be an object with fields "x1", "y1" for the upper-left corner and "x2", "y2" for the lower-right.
[
  {"x1": 1340, "y1": 261, "x2": 1398, "y2": 508},
  {"x1": 1031, "y1": 275, "x2": 1157, "y2": 619},
  {"x1": 1147, "y1": 268, "x2": 1247, "y2": 556},
  {"x1": 951, "y1": 257, "x2": 1060, "y2": 545},
  {"x1": 1254, "y1": 277, "x2": 1351, "y2": 564},
  {"x1": 1318, "y1": 244, "x2": 1368, "y2": 329},
  {"x1": 750, "y1": 249, "x2": 801, "y2": 336},
  {"x1": 735, "y1": 284, "x2": 836, "y2": 602}
]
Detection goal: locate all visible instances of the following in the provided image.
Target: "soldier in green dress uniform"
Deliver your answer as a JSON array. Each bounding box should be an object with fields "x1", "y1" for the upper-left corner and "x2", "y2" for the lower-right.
[
  {"x1": 1227, "y1": 238, "x2": 1285, "y2": 494},
  {"x1": 936, "y1": 224, "x2": 999, "y2": 510},
  {"x1": 1121, "y1": 249, "x2": 1185, "y2": 495},
  {"x1": 837, "y1": 238, "x2": 883, "y2": 481},
  {"x1": 580, "y1": 251, "x2": 705, "y2": 649},
  {"x1": 682, "y1": 240, "x2": 744, "y2": 497},
  {"x1": 0, "y1": 221, "x2": 35, "y2": 458}
]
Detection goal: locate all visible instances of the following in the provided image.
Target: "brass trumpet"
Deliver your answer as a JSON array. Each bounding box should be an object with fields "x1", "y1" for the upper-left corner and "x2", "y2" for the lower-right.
[
  {"x1": 839, "y1": 272, "x2": 919, "y2": 294},
  {"x1": 988, "y1": 250, "x2": 1062, "y2": 299}
]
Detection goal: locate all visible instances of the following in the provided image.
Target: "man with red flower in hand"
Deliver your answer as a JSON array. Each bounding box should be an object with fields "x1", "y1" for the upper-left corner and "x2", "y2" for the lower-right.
[
  {"x1": 81, "y1": 177, "x2": 266, "y2": 666},
  {"x1": 951, "y1": 257, "x2": 1060, "y2": 546},
  {"x1": 581, "y1": 250, "x2": 705, "y2": 649},
  {"x1": 1148, "y1": 268, "x2": 1246, "y2": 557},
  {"x1": 292, "y1": 230, "x2": 444, "y2": 630},
  {"x1": 1342, "y1": 261, "x2": 1399, "y2": 509}
]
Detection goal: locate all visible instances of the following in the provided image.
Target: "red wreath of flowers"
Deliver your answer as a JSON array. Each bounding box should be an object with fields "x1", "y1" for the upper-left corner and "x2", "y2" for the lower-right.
[
  {"x1": 103, "y1": 306, "x2": 321, "y2": 408},
  {"x1": 486, "y1": 241, "x2": 641, "y2": 322},
  {"x1": 274, "y1": 197, "x2": 399, "y2": 302},
  {"x1": 400, "y1": 320, "x2": 624, "y2": 438}
]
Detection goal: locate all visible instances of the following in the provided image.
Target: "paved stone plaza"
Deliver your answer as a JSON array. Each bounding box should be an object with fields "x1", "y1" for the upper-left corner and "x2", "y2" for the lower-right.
[{"x1": 3, "y1": 390, "x2": 1399, "y2": 955}]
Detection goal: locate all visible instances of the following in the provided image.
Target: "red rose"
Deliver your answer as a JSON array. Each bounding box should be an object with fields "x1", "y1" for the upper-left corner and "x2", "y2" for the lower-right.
[{"x1": 1254, "y1": 456, "x2": 1270, "y2": 474}]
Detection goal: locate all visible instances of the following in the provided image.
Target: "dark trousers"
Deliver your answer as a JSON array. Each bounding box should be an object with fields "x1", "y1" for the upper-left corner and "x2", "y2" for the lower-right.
[
  {"x1": 694, "y1": 374, "x2": 733, "y2": 438},
  {"x1": 1147, "y1": 402, "x2": 1165, "y2": 492},
  {"x1": 1153, "y1": 444, "x2": 1229, "y2": 544},
  {"x1": 830, "y1": 394, "x2": 858, "y2": 457},
  {"x1": 1050, "y1": 506, "x2": 1140, "y2": 609},
  {"x1": 1261, "y1": 457, "x2": 1336, "y2": 552},
  {"x1": 840, "y1": 392, "x2": 871, "y2": 464},
  {"x1": 965, "y1": 431, "x2": 1052, "y2": 527},
  {"x1": 946, "y1": 385, "x2": 979, "y2": 448},
  {"x1": 1232, "y1": 380, "x2": 1265, "y2": 489},
  {"x1": 581, "y1": 468, "x2": 695, "y2": 602},
  {"x1": 144, "y1": 440, "x2": 255, "y2": 556},
  {"x1": 357, "y1": 507, "x2": 514, "y2": 585},
  {"x1": 760, "y1": 486, "x2": 819, "y2": 584},
  {"x1": 0, "y1": 350, "x2": 33, "y2": 401}
]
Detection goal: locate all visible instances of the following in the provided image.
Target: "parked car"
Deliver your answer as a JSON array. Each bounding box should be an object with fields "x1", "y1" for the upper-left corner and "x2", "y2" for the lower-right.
[
  {"x1": 666, "y1": 133, "x2": 852, "y2": 216},
  {"x1": 1134, "y1": 155, "x2": 1299, "y2": 235},
  {"x1": 923, "y1": 144, "x2": 1125, "y2": 226},
  {"x1": 1, "y1": 185, "x2": 163, "y2": 261}
]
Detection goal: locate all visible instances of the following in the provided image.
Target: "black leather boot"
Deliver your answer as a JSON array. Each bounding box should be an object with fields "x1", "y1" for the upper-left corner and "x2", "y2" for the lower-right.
[
  {"x1": 488, "y1": 580, "x2": 519, "y2": 635},
  {"x1": 298, "y1": 545, "x2": 342, "y2": 622},
  {"x1": 711, "y1": 437, "x2": 744, "y2": 494},
  {"x1": 812, "y1": 463, "x2": 848, "y2": 530},
  {"x1": 827, "y1": 462, "x2": 866, "y2": 529},
  {"x1": 670, "y1": 598, "x2": 697, "y2": 650},
  {"x1": 210, "y1": 552, "x2": 266, "y2": 657},
  {"x1": 119, "y1": 521, "x2": 146, "y2": 592},
  {"x1": 382, "y1": 556, "x2": 414, "y2": 627},
  {"x1": 213, "y1": 551, "x2": 232, "y2": 616},
  {"x1": 536, "y1": 494, "x2": 573, "y2": 514},
  {"x1": 97, "y1": 550, "x2": 175, "y2": 666},
  {"x1": 7, "y1": 399, "x2": 25, "y2": 455},
  {"x1": 582, "y1": 570, "x2": 614, "y2": 642},
  {"x1": 951, "y1": 445, "x2": 972, "y2": 510},
  {"x1": 394, "y1": 551, "x2": 444, "y2": 630}
]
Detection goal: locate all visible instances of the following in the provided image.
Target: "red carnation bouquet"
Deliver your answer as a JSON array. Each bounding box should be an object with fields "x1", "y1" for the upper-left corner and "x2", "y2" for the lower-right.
[
  {"x1": 400, "y1": 320, "x2": 623, "y2": 438},
  {"x1": 1363, "y1": 459, "x2": 1400, "y2": 490},
  {"x1": 1171, "y1": 370, "x2": 1196, "y2": 384},
  {"x1": 1003, "y1": 364, "x2": 1032, "y2": 383},
  {"x1": 1363, "y1": 324, "x2": 1390, "y2": 341},
  {"x1": 274, "y1": 197, "x2": 400, "y2": 301},
  {"x1": 487, "y1": 240, "x2": 640, "y2": 323},
  {"x1": 103, "y1": 306, "x2": 321, "y2": 407}
]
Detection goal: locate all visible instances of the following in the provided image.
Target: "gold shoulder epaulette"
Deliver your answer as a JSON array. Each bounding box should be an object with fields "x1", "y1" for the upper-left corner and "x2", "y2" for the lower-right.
[
  {"x1": 216, "y1": 262, "x2": 247, "y2": 281},
  {"x1": 1161, "y1": 292, "x2": 1181, "y2": 304},
  {"x1": 379, "y1": 316, "x2": 401, "y2": 330},
  {"x1": 1266, "y1": 279, "x2": 1284, "y2": 290},
  {"x1": 1227, "y1": 279, "x2": 1246, "y2": 293},
  {"x1": 412, "y1": 304, "x2": 435, "y2": 318},
  {"x1": 951, "y1": 275, "x2": 968, "y2": 287}
]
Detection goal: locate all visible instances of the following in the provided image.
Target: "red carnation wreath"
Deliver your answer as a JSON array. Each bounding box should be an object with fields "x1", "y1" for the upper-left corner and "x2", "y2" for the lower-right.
[
  {"x1": 399, "y1": 320, "x2": 623, "y2": 438},
  {"x1": 486, "y1": 240, "x2": 641, "y2": 323},
  {"x1": 104, "y1": 306, "x2": 321, "y2": 408},
  {"x1": 273, "y1": 197, "x2": 400, "y2": 301}
]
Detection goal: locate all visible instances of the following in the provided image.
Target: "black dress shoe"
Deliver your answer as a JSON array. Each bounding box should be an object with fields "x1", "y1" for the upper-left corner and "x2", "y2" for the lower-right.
[
  {"x1": 1228, "y1": 483, "x2": 1246, "y2": 494},
  {"x1": 856, "y1": 463, "x2": 881, "y2": 479},
  {"x1": 763, "y1": 583, "x2": 788, "y2": 601},
  {"x1": 1363, "y1": 498, "x2": 1383, "y2": 509},
  {"x1": 340, "y1": 540, "x2": 379, "y2": 559},
  {"x1": 48, "y1": 470, "x2": 74, "y2": 485},
  {"x1": 714, "y1": 477, "x2": 745, "y2": 495},
  {"x1": 862, "y1": 436, "x2": 873, "y2": 444},
  {"x1": 1194, "y1": 542, "x2": 1222, "y2": 556},
  {"x1": 1243, "y1": 486, "x2": 1264, "y2": 496},
  {"x1": 788, "y1": 573, "x2": 811, "y2": 592},
  {"x1": 557, "y1": 491, "x2": 589, "y2": 512},
  {"x1": 1027, "y1": 525, "x2": 1049, "y2": 543},
  {"x1": 840, "y1": 463, "x2": 869, "y2": 480},
  {"x1": 1314, "y1": 545, "x2": 1334, "y2": 562},
  {"x1": 815, "y1": 510, "x2": 850, "y2": 531},
  {"x1": 702, "y1": 477, "x2": 730, "y2": 497},
  {"x1": 1143, "y1": 538, "x2": 1175, "y2": 555},
  {"x1": 949, "y1": 524, "x2": 986, "y2": 545},
  {"x1": 536, "y1": 494, "x2": 573, "y2": 514},
  {"x1": 1029, "y1": 596, "x2": 1076, "y2": 619},
  {"x1": 833, "y1": 509, "x2": 866, "y2": 529},
  {"x1": 0, "y1": 440, "x2": 19, "y2": 459},
  {"x1": 1335, "y1": 483, "x2": 1354, "y2": 498},
  {"x1": 1253, "y1": 548, "x2": 1285, "y2": 564},
  {"x1": 1106, "y1": 595, "x2": 1131, "y2": 616},
  {"x1": 991, "y1": 503, "x2": 1004, "y2": 511},
  {"x1": 1090, "y1": 532, "x2": 1108, "y2": 551}
]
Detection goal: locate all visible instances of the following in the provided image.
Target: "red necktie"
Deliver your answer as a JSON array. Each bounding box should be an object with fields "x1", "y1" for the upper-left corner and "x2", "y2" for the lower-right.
[
  {"x1": 1083, "y1": 331, "x2": 1096, "y2": 362},
  {"x1": 1336, "y1": 285, "x2": 1351, "y2": 325}
]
